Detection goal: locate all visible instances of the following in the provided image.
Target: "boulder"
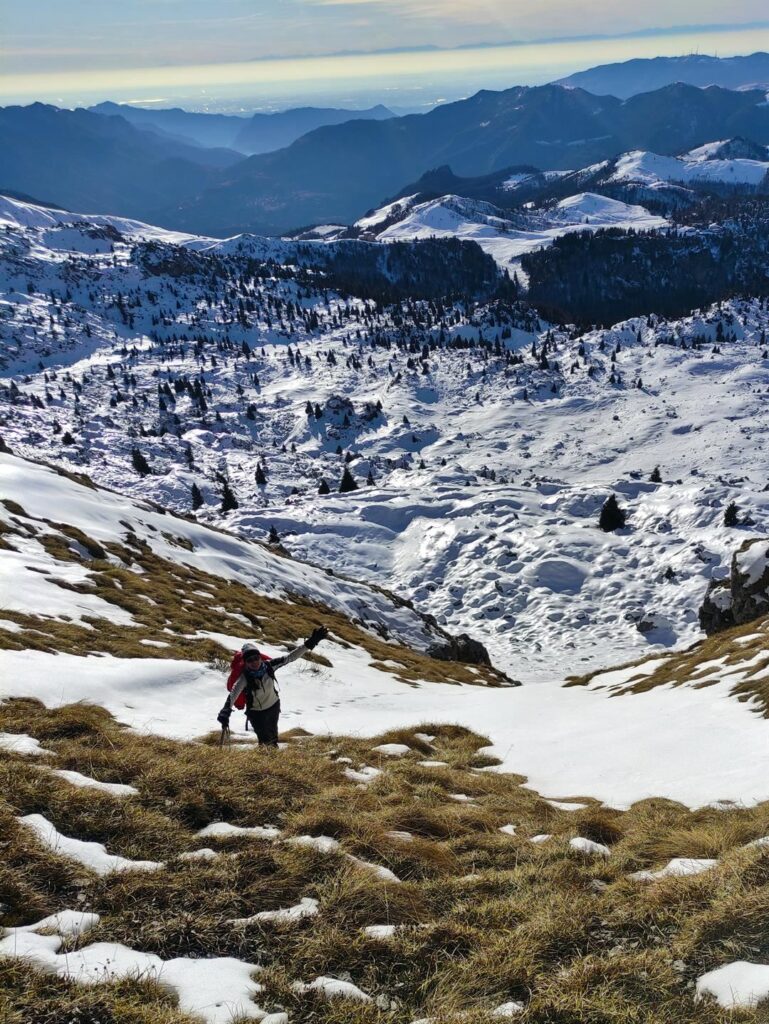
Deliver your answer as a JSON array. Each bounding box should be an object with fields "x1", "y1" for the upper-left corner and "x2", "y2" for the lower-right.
[
  {"x1": 699, "y1": 539, "x2": 769, "y2": 635},
  {"x1": 699, "y1": 579, "x2": 734, "y2": 635},
  {"x1": 732, "y1": 539, "x2": 769, "y2": 625},
  {"x1": 427, "y1": 632, "x2": 492, "y2": 667}
]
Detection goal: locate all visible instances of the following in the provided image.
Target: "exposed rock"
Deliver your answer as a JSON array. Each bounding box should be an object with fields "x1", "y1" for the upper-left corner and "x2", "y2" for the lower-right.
[
  {"x1": 732, "y1": 539, "x2": 769, "y2": 623},
  {"x1": 699, "y1": 539, "x2": 769, "y2": 635},
  {"x1": 699, "y1": 580, "x2": 734, "y2": 634},
  {"x1": 324, "y1": 394, "x2": 355, "y2": 423},
  {"x1": 427, "y1": 632, "x2": 492, "y2": 667}
]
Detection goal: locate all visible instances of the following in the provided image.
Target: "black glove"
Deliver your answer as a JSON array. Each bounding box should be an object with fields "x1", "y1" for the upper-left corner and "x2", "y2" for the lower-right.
[
  {"x1": 305, "y1": 625, "x2": 328, "y2": 651},
  {"x1": 217, "y1": 702, "x2": 232, "y2": 727}
]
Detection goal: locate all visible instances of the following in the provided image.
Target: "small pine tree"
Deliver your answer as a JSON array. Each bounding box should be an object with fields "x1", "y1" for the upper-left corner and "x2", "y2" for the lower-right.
[
  {"x1": 318, "y1": 479, "x2": 330, "y2": 495},
  {"x1": 268, "y1": 525, "x2": 280, "y2": 545},
  {"x1": 255, "y1": 463, "x2": 267, "y2": 486},
  {"x1": 599, "y1": 494, "x2": 627, "y2": 532},
  {"x1": 723, "y1": 501, "x2": 740, "y2": 527},
  {"x1": 221, "y1": 481, "x2": 239, "y2": 513},
  {"x1": 366, "y1": 470, "x2": 375, "y2": 486},
  {"x1": 339, "y1": 466, "x2": 358, "y2": 493},
  {"x1": 191, "y1": 482, "x2": 204, "y2": 510},
  {"x1": 650, "y1": 466, "x2": 662, "y2": 483},
  {"x1": 131, "y1": 447, "x2": 151, "y2": 477},
  {"x1": 61, "y1": 431, "x2": 75, "y2": 446}
]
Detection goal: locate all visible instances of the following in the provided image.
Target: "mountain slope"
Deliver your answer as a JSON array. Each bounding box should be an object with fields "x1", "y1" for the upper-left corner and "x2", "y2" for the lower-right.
[
  {"x1": 611, "y1": 142, "x2": 769, "y2": 187},
  {"x1": 166, "y1": 83, "x2": 769, "y2": 235},
  {"x1": 2, "y1": 451, "x2": 769, "y2": 809},
  {"x1": 0, "y1": 104, "x2": 243, "y2": 223},
  {"x1": 3, "y1": 683, "x2": 769, "y2": 1024},
  {"x1": 558, "y1": 51, "x2": 769, "y2": 99},
  {"x1": 89, "y1": 101, "x2": 396, "y2": 155},
  {"x1": 2, "y1": 195, "x2": 768, "y2": 692},
  {"x1": 352, "y1": 191, "x2": 666, "y2": 269}
]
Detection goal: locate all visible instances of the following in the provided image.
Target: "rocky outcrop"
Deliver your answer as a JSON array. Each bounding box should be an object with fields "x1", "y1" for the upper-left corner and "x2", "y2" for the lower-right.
[
  {"x1": 699, "y1": 579, "x2": 734, "y2": 634},
  {"x1": 699, "y1": 539, "x2": 769, "y2": 635},
  {"x1": 427, "y1": 632, "x2": 492, "y2": 667}
]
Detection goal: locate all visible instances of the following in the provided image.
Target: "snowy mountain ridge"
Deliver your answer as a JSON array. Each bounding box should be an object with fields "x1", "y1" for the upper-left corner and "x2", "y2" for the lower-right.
[
  {"x1": 351, "y1": 191, "x2": 666, "y2": 271},
  {"x1": 610, "y1": 146, "x2": 769, "y2": 188}
]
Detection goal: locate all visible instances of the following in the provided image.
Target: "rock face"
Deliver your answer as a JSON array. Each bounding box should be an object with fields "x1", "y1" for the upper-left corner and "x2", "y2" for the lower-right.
[
  {"x1": 427, "y1": 632, "x2": 492, "y2": 667},
  {"x1": 699, "y1": 539, "x2": 769, "y2": 635},
  {"x1": 699, "y1": 580, "x2": 734, "y2": 634}
]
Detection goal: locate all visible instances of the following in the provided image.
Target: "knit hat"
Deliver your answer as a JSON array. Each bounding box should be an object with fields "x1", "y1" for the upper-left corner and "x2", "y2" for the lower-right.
[{"x1": 241, "y1": 642, "x2": 261, "y2": 658}]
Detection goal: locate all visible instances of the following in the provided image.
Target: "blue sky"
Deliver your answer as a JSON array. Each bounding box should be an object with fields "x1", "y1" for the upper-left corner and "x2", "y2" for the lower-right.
[{"x1": 1, "y1": 2, "x2": 768, "y2": 108}]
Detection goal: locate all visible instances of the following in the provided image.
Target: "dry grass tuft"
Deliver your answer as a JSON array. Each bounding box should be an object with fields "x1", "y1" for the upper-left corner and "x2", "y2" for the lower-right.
[
  {"x1": 567, "y1": 614, "x2": 769, "y2": 717},
  {"x1": 0, "y1": 507, "x2": 508, "y2": 687},
  {"x1": 1, "y1": 700, "x2": 767, "y2": 1023}
]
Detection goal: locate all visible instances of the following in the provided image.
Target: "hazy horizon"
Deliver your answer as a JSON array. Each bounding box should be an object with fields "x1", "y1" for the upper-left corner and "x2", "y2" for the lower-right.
[{"x1": 1, "y1": 22, "x2": 768, "y2": 112}]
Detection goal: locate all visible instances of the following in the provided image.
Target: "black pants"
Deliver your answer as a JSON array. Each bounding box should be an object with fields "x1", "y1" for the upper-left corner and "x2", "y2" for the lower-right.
[{"x1": 247, "y1": 701, "x2": 280, "y2": 746}]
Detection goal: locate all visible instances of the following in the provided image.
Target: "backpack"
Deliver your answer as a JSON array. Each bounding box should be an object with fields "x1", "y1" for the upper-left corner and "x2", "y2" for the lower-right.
[{"x1": 227, "y1": 650, "x2": 272, "y2": 710}]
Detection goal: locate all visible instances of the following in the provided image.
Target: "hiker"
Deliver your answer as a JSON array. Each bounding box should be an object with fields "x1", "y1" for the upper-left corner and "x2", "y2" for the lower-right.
[{"x1": 217, "y1": 626, "x2": 328, "y2": 746}]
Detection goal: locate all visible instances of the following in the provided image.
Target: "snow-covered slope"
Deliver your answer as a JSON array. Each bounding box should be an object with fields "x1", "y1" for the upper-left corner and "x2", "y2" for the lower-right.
[
  {"x1": 611, "y1": 146, "x2": 769, "y2": 187},
  {"x1": 0, "y1": 452, "x2": 458, "y2": 657},
  {"x1": 356, "y1": 192, "x2": 666, "y2": 270},
  {"x1": 0, "y1": 194, "x2": 201, "y2": 247},
  {"x1": 2, "y1": 451, "x2": 769, "y2": 808},
  {"x1": 2, "y1": 196, "x2": 768, "y2": 690}
]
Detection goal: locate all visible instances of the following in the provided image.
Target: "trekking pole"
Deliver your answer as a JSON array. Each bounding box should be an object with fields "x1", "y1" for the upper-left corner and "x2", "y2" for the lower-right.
[{"x1": 219, "y1": 723, "x2": 231, "y2": 748}]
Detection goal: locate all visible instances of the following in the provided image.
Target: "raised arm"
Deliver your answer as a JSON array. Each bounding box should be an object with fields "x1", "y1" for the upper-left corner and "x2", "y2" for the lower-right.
[{"x1": 271, "y1": 626, "x2": 328, "y2": 669}]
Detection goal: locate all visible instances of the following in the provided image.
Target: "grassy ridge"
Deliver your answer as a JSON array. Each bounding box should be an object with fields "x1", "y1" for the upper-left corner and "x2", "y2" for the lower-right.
[
  {"x1": 0, "y1": 497, "x2": 508, "y2": 688},
  {"x1": 567, "y1": 613, "x2": 769, "y2": 717},
  {"x1": 2, "y1": 700, "x2": 769, "y2": 1022}
]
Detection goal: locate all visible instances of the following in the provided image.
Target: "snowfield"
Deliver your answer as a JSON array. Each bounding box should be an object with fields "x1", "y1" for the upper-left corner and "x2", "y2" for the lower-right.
[
  {"x1": 611, "y1": 146, "x2": 769, "y2": 187},
  {"x1": 356, "y1": 192, "x2": 666, "y2": 269}
]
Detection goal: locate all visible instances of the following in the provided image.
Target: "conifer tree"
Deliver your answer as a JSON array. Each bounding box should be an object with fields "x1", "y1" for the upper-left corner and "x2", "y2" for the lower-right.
[
  {"x1": 650, "y1": 466, "x2": 662, "y2": 483},
  {"x1": 318, "y1": 479, "x2": 330, "y2": 494},
  {"x1": 599, "y1": 494, "x2": 627, "y2": 532},
  {"x1": 339, "y1": 466, "x2": 358, "y2": 493},
  {"x1": 268, "y1": 525, "x2": 280, "y2": 545},
  {"x1": 221, "y1": 481, "x2": 239, "y2": 513},
  {"x1": 255, "y1": 463, "x2": 267, "y2": 486},
  {"x1": 723, "y1": 501, "x2": 739, "y2": 527},
  {"x1": 191, "y1": 482, "x2": 204, "y2": 510},
  {"x1": 131, "y1": 446, "x2": 151, "y2": 477}
]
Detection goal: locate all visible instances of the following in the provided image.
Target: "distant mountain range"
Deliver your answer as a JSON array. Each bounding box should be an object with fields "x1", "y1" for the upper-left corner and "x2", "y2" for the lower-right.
[
  {"x1": 89, "y1": 101, "x2": 395, "y2": 155},
  {"x1": 0, "y1": 103, "x2": 241, "y2": 224},
  {"x1": 384, "y1": 136, "x2": 769, "y2": 216},
  {"x1": 4, "y1": 80, "x2": 769, "y2": 237},
  {"x1": 557, "y1": 51, "x2": 769, "y2": 98},
  {"x1": 168, "y1": 83, "x2": 769, "y2": 236}
]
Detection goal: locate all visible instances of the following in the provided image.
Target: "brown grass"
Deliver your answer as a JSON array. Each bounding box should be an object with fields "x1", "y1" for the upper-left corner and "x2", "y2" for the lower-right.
[
  {"x1": 566, "y1": 613, "x2": 769, "y2": 717},
  {"x1": 1, "y1": 700, "x2": 766, "y2": 1023},
  {"x1": 0, "y1": 506, "x2": 508, "y2": 688}
]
